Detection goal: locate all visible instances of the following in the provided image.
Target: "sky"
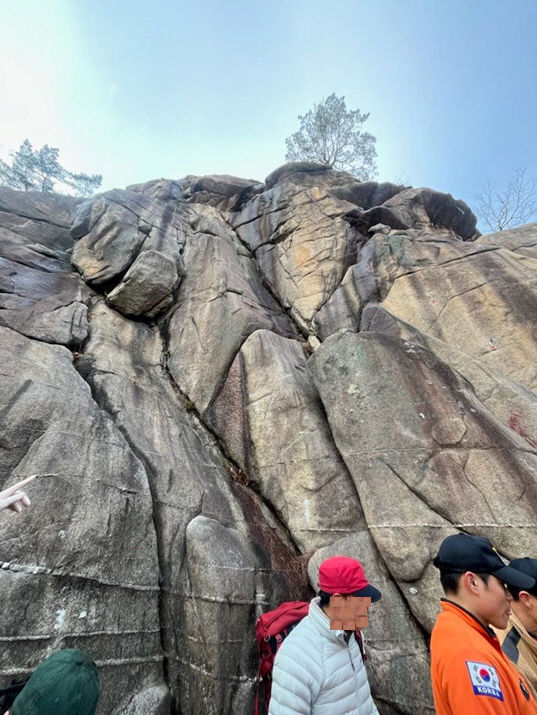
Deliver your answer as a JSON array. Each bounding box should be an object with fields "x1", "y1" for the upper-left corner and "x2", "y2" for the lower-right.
[{"x1": 1, "y1": 0, "x2": 537, "y2": 222}]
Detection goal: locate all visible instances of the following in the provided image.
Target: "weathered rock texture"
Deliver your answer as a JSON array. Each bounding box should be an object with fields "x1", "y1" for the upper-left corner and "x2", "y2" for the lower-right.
[{"x1": 1, "y1": 163, "x2": 536, "y2": 714}]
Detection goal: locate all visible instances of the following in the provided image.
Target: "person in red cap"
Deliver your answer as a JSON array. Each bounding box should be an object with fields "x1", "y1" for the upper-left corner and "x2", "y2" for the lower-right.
[{"x1": 269, "y1": 555, "x2": 381, "y2": 714}]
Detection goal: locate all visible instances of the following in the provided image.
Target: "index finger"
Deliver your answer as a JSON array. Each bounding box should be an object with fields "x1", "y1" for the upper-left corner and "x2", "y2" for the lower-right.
[
  {"x1": 2, "y1": 493, "x2": 25, "y2": 508},
  {"x1": 4, "y1": 475, "x2": 36, "y2": 495}
]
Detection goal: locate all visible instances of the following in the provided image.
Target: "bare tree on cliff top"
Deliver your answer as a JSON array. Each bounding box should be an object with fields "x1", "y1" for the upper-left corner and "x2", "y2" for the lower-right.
[
  {"x1": 0, "y1": 139, "x2": 102, "y2": 197},
  {"x1": 475, "y1": 168, "x2": 537, "y2": 232},
  {"x1": 285, "y1": 94, "x2": 377, "y2": 181}
]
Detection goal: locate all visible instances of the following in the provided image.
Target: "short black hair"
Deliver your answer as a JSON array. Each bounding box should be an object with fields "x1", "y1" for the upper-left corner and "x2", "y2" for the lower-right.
[
  {"x1": 507, "y1": 583, "x2": 537, "y2": 601},
  {"x1": 319, "y1": 590, "x2": 331, "y2": 607},
  {"x1": 508, "y1": 585, "x2": 521, "y2": 601},
  {"x1": 319, "y1": 590, "x2": 359, "y2": 607},
  {"x1": 440, "y1": 571, "x2": 490, "y2": 595}
]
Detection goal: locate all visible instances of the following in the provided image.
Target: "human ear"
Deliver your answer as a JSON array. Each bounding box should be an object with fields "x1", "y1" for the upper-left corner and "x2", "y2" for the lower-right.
[
  {"x1": 463, "y1": 572, "x2": 479, "y2": 593},
  {"x1": 519, "y1": 591, "x2": 534, "y2": 607}
]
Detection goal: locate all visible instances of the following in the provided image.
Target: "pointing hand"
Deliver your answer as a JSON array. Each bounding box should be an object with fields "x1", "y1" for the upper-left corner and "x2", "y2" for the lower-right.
[{"x1": 0, "y1": 476, "x2": 36, "y2": 514}]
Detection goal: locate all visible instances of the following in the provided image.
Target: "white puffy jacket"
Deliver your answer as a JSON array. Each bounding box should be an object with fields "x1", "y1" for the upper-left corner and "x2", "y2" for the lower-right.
[{"x1": 268, "y1": 598, "x2": 378, "y2": 715}]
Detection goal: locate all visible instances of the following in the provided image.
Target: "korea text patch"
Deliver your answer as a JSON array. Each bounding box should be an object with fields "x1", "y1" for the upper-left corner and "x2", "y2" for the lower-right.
[{"x1": 466, "y1": 661, "x2": 503, "y2": 701}]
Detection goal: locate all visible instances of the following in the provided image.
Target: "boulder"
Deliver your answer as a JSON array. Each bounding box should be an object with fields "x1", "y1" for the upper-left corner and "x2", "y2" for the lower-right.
[
  {"x1": 126, "y1": 178, "x2": 182, "y2": 202},
  {"x1": 232, "y1": 179, "x2": 363, "y2": 331},
  {"x1": 71, "y1": 192, "x2": 148, "y2": 286},
  {"x1": 70, "y1": 190, "x2": 190, "y2": 319},
  {"x1": 78, "y1": 301, "x2": 308, "y2": 712},
  {"x1": 361, "y1": 187, "x2": 478, "y2": 240},
  {"x1": 166, "y1": 207, "x2": 293, "y2": 414},
  {"x1": 207, "y1": 329, "x2": 363, "y2": 551},
  {"x1": 179, "y1": 174, "x2": 263, "y2": 211},
  {"x1": 310, "y1": 330, "x2": 537, "y2": 628},
  {"x1": 106, "y1": 248, "x2": 181, "y2": 318},
  {"x1": 0, "y1": 188, "x2": 91, "y2": 346},
  {"x1": 0, "y1": 326, "x2": 163, "y2": 714},
  {"x1": 265, "y1": 162, "x2": 336, "y2": 188}
]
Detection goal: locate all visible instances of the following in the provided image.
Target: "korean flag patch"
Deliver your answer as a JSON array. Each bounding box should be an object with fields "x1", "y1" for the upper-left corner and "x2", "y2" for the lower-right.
[{"x1": 466, "y1": 661, "x2": 504, "y2": 701}]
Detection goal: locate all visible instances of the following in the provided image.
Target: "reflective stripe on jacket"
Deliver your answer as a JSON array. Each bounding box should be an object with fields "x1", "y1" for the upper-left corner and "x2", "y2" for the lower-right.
[
  {"x1": 431, "y1": 600, "x2": 537, "y2": 715},
  {"x1": 269, "y1": 597, "x2": 378, "y2": 715}
]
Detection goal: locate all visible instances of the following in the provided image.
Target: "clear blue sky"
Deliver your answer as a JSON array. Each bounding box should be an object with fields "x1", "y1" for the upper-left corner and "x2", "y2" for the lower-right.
[{"x1": 1, "y1": 0, "x2": 537, "y2": 217}]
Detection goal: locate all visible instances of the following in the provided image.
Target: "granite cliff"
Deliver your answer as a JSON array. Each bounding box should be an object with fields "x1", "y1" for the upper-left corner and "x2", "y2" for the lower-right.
[{"x1": 1, "y1": 162, "x2": 537, "y2": 713}]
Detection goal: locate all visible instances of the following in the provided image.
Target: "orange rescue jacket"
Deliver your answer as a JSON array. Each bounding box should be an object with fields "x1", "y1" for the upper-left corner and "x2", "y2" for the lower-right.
[{"x1": 431, "y1": 600, "x2": 537, "y2": 715}]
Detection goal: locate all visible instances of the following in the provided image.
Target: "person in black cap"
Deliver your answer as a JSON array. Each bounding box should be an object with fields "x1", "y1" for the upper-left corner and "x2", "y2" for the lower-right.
[
  {"x1": 430, "y1": 533, "x2": 537, "y2": 715},
  {"x1": 496, "y1": 558, "x2": 537, "y2": 700}
]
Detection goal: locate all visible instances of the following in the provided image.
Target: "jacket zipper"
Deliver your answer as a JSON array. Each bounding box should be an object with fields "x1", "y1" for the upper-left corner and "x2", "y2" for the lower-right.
[{"x1": 347, "y1": 642, "x2": 355, "y2": 671}]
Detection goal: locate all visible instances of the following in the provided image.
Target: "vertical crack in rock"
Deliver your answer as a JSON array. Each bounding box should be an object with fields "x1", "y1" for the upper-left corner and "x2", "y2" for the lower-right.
[
  {"x1": 361, "y1": 544, "x2": 434, "y2": 715},
  {"x1": 71, "y1": 297, "x2": 308, "y2": 713},
  {"x1": 157, "y1": 317, "x2": 304, "y2": 557},
  {"x1": 163, "y1": 201, "x2": 299, "y2": 417},
  {"x1": 229, "y1": 180, "x2": 361, "y2": 339},
  {"x1": 224, "y1": 214, "x2": 312, "y2": 342},
  {"x1": 205, "y1": 325, "x2": 369, "y2": 553},
  {"x1": 71, "y1": 306, "x2": 172, "y2": 704},
  {"x1": 302, "y1": 360, "x2": 435, "y2": 707}
]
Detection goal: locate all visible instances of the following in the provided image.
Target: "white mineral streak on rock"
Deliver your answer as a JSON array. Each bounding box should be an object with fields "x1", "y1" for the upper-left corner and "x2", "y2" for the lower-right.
[{"x1": 53, "y1": 609, "x2": 66, "y2": 631}]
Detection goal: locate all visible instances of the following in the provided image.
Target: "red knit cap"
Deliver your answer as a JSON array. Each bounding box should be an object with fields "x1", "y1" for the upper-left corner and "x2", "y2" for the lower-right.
[{"x1": 318, "y1": 556, "x2": 370, "y2": 594}]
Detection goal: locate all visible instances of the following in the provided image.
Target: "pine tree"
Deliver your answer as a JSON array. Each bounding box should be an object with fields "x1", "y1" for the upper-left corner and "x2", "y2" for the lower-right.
[
  {"x1": 0, "y1": 140, "x2": 102, "y2": 197},
  {"x1": 285, "y1": 94, "x2": 377, "y2": 180}
]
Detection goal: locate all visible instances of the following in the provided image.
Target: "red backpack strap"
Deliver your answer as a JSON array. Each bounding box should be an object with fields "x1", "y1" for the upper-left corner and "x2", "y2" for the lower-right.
[{"x1": 355, "y1": 629, "x2": 367, "y2": 662}]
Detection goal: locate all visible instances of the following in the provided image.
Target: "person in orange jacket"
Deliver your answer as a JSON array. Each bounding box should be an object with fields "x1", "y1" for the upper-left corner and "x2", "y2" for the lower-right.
[{"x1": 430, "y1": 533, "x2": 537, "y2": 714}]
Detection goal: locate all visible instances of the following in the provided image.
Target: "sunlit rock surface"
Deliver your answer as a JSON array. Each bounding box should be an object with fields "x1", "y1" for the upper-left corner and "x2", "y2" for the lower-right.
[{"x1": 1, "y1": 164, "x2": 536, "y2": 714}]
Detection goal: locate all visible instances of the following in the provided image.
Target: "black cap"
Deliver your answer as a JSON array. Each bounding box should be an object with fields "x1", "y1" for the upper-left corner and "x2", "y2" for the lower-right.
[
  {"x1": 433, "y1": 533, "x2": 536, "y2": 590},
  {"x1": 509, "y1": 558, "x2": 537, "y2": 593}
]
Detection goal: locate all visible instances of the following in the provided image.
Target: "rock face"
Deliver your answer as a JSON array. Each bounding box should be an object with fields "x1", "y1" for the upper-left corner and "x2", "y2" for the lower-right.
[{"x1": 0, "y1": 165, "x2": 536, "y2": 714}]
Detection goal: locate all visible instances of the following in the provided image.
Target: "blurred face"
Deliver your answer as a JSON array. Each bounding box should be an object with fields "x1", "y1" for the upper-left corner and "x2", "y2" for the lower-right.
[
  {"x1": 328, "y1": 595, "x2": 371, "y2": 630},
  {"x1": 478, "y1": 575, "x2": 513, "y2": 629},
  {"x1": 512, "y1": 591, "x2": 537, "y2": 634}
]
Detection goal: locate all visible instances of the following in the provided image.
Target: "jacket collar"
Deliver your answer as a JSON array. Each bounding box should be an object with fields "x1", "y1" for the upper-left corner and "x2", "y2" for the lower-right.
[
  {"x1": 441, "y1": 599, "x2": 501, "y2": 645},
  {"x1": 308, "y1": 597, "x2": 348, "y2": 643},
  {"x1": 509, "y1": 611, "x2": 537, "y2": 651}
]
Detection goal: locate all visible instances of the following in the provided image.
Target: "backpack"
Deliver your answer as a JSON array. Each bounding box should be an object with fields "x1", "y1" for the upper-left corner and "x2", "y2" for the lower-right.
[
  {"x1": 254, "y1": 601, "x2": 309, "y2": 715},
  {"x1": 254, "y1": 600, "x2": 366, "y2": 715}
]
